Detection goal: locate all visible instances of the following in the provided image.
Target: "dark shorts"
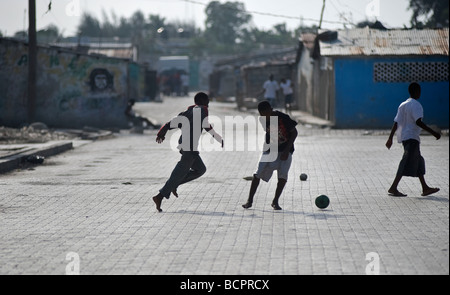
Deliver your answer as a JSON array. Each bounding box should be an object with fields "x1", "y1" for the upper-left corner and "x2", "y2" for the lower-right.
[
  {"x1": 285, "y1": 94, "x2": 293, "y2": 104},
  {"x1": 396, "y1": 139, "x2": 425, "y2": 177}
]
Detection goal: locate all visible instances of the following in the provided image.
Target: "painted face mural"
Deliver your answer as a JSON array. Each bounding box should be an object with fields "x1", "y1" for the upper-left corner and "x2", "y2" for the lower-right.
[
  {"x1": 94, "y1": 74, "x2": 108, "y2": 90},
  {"x1": 89, "y1": 68, "x2": 114, "y2": 92}
]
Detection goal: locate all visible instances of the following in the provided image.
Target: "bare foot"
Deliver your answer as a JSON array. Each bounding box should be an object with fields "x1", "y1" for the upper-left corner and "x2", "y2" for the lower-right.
[
  {"x1": 152, "y1": 194, "x2": 163, "y2": 212},
  {"x1": 271, "y1": 203, "x2": 282, "y2": 210},
  {"x1": 242, "y1": 202, "x2": 252, "y2": 209}
]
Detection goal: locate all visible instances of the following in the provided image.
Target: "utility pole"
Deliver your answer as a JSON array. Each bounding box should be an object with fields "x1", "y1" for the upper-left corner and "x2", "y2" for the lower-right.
[
  {"x1": 28, "y1": 0, "x2": 37, "y2": 123},
  {"x1": 319, "y1": 0, "x2": 326, "y2": 29}
]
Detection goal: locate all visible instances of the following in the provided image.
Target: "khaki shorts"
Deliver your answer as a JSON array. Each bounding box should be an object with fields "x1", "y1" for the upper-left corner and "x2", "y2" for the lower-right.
[{"x1": 255, "y1": 152, "x2": 293, "y2": 182}]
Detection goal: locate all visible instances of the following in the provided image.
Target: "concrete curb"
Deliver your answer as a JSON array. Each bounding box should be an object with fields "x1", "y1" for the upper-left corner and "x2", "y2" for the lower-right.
[
  {"x1": 233, "y1": 104, "x2": 334, "y2": 129},
  {"x1": 0, "y1": 141, "x2": 73, "y2": 174}
]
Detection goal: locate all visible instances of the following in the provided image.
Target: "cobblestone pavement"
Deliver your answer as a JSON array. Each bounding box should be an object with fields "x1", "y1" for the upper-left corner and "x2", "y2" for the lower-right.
[{"x1": 0, "y1": 95, "x2": 448, "y2": 275}]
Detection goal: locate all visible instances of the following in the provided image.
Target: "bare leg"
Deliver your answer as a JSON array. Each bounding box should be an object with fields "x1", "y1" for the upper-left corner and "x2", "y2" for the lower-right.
[
  {"x1": 388, "y1": 175, "x2": 407, "y2": 197},
  {"x1": 243, "y1": 175, "x2": 260, "y2": 209},
  {"x1": 419, "y1": 175, "x2": 440, "y2": 196},
  {"x1": 272, "y1": 178, "x2": 286, "y2": 210}
]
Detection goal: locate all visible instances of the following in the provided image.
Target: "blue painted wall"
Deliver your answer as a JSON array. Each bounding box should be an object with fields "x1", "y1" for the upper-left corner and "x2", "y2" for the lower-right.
[{"x1": 334, "y1": 56, "x2": 449, "y2": 129}]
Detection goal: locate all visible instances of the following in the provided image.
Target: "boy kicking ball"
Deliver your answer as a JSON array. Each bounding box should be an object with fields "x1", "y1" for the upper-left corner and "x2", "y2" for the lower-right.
[
  {"x1": 152, "y1": 92, "x2": 223, "y2": 212},
  {"x1": 242, "y1": 101, "x2": 298, "y2": 210}
]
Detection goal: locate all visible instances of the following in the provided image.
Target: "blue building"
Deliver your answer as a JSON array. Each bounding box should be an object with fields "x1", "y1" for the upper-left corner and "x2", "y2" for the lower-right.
[{"x1": 295, "y1": 28, "x2": 449, "y2": 129}]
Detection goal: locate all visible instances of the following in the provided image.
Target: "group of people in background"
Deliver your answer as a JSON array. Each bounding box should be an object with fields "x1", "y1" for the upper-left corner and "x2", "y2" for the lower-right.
[
  {"x1": 159, "y1": 71, "x2": 189, "y2": 97},
  {"x1": 258, "y1": 74, "x2": 294, "y2": 115}
]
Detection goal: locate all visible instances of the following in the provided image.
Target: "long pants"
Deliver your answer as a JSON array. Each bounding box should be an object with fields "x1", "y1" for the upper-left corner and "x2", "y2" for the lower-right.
[{"x1": 159, "y1": 151, "x2": 207, "y2": 199}]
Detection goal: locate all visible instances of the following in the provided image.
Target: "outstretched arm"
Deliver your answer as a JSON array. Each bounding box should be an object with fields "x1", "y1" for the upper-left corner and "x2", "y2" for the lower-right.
[
  {"x1": 202, "y1": 108, "x2": 224, "y2": 148},
  {"x1": 156, "y1": 122, "x2": 171, "y2": 144},
  {"x1": 205, "y1": 126, "x2": 224, "y2": 148}
]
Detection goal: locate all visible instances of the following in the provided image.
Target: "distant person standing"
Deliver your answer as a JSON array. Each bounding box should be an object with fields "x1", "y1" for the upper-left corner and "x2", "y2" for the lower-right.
[
  {"x1": 280, "y1": 78, "x2": 293, "y2": 114},
  {"x1": 385, "y1": 82, "x2": 441, "y2": 197},
  {"x1": 181, "y1": 73, "x2": 189, "y2": 96},
  {"x1": 174, "y1": 72, "x2": 182, "y2": 96},
  {"x1": 259, "y1": 74, "x2": 279, "y2": 107}
]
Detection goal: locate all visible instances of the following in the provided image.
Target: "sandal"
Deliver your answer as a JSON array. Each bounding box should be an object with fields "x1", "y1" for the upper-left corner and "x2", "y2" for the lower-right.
[
  {"x1": 422, "y1": 187, "x2": 440, "y2": 196},
  {"x1": 388, "y1": 190, "x2": 407, "y2": 197}
]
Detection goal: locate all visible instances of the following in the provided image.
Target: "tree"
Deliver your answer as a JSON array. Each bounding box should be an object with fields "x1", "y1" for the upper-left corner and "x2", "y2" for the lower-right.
[
  {"x1": 101, "y1": 9, "x2": 119, "y2": 37},
  {"x1": 204, "y1": 1, "x2": 252, "y2": 47},
  {"x1": 37, "y1": 24, "x2": 60, "y2": 42},
  {"x1": 130, "y1": 10, "x2": 146, "y2": 41},
  {"x1": 72, "y1": 5, "x2": 299, "y2": 58},
  {"x1": 148, "y1": 14, "x2": 167, "y2": 39},
  {"x1": 78, "y1": 13, "x2": 102, "y2": 37},
  {"x1": 14, "y1": 30, "x2": 28, "y2": 40},
  {"x1": 409, "y1": 0, "x2": 449, "y2": 28},
  {"x1": 241, "y1": 25, "x2": 293, "y2": 46}
]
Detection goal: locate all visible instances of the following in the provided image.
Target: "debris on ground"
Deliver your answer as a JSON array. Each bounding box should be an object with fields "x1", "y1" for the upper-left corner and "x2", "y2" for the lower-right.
[
  {"x1": 0, "y1": 124, "x2": 114, "y2": 145},
  {"x1": 0, "y1": 125, "x2": 77, "y2": 144}
]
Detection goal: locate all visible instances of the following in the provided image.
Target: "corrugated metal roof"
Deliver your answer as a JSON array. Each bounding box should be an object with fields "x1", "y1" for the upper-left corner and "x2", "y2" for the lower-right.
[{"x1": 319, "y1": 27, "x2": 449, "y2": 56}]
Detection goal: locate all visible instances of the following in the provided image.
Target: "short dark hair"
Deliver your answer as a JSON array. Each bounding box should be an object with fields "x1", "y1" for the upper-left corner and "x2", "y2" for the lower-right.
[
  {"x1": 194, "y1": 92, "x2": 209, "y2": 105},
  {"x1": 408, "y1": 82, "x2": 421, "y2": 96},
  {"x1": 258, "y1": 100, "x2": 272, "y2": 113}
]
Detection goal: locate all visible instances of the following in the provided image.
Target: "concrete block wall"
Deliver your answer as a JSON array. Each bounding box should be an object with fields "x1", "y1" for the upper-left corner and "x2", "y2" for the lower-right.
[{"x1": 0, "y1": 38, "x2": 148, "y2": 129}]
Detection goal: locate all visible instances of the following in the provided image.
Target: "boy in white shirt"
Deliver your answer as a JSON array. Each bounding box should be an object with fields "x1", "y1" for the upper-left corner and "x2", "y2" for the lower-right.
[
  {"x1": 280, "y1": 78, "x2": 293, "y2": 114},
  {"x1": 259, "y1": 74, "x2": 279, "y2": 107},
  {"x1": 385, "y1": 82, "x2": 441, "y2": 197}
]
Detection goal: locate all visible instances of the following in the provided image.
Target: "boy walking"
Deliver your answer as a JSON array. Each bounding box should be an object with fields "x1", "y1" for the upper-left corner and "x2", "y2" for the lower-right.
[
  {"x1": 152, "y1": 92, "x2": 223, "y2": 212},
  {"x1": 280, "y1": 78, "x2": 293, "y2": 114},
  {"x1": 385, "y1": 82, "x2": 441, "y2": 197},
  {"x1": 259, "y1": 74, "x2": 280, "y2": 108},
  {"x1": 242, "y1": 101, "x2": 298, "y2": 210}
]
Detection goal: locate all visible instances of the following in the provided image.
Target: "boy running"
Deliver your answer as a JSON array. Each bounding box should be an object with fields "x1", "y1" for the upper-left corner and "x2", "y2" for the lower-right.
[
  {"x1": 385, "y1": 82, "x2": 441, "y2": 197},
  {"x1": 242, "y1": 101, "x2": 298, "y2": 210},
  {"x1": 152, "y1": 92, "x2": 223, "y2": 212}
]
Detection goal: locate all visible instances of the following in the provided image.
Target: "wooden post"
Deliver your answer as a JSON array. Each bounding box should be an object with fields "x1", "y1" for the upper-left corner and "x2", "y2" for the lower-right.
[
  {"x1": 28, "y1": 0, "x2": 37, "y2": 123},
  {"x1": 319, "y1": 0, "x2": 326, "y2": 29}
]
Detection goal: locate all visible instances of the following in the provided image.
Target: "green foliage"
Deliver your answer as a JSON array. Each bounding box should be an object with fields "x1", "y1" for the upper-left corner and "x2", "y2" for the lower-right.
[
  {"x1": 37, "y1": 24, "x2": 60, "y2": 42},
  {"x1": 204, "y1": 1, "x2": 252, "y2": 45},
  {"x1": 73, "y1": 1, "x2": 315, "y2": 57},
  {"x1": 409, "y1": 0, "x2": 449, "y2": 28}
]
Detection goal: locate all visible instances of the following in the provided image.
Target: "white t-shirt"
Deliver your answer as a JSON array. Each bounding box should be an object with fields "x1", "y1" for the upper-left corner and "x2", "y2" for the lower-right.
[
  {"x1": 263, "y1": 80, "x2": 279, "y2": 99},
  {"x1": 181, "y1": 74, "x2": 189, "y2": 86},
  {"x1": 394, "y1": 98, "x2": 424, "y2": 143},
  {"x1": 280, "y1": 80, "x2": 293, "y2": 95}
]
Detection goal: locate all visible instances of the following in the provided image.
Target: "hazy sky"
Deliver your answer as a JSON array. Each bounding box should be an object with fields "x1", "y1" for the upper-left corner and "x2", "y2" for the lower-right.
[{"x1": 0, "y1": 0, "x2": 413, "y2": 37}]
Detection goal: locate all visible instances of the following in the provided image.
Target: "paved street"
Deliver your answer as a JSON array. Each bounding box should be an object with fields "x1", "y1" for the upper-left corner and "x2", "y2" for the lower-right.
[{"x1": 0, "y1": 95, "x2": 448, "y2": 275}]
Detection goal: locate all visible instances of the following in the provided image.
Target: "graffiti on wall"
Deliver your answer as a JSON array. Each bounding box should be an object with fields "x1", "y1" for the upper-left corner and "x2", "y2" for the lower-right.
[
  {"x1": 0, "y1": 38, "x2": 140, "y2": 127},
  {"x1": 89, "y1": 68, "x2": 114, "y2": 93}
]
